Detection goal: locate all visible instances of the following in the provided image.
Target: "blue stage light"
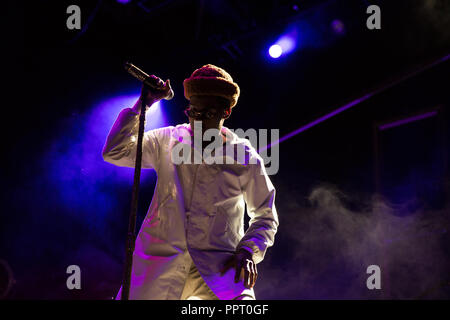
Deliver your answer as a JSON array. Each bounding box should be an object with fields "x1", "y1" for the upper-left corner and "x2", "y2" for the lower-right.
[
  {"x1": 269, "y1": 44, "x2": 283, "y2": 58},
  {"x1": 268, "y1": 28, "x2": 298, "y2": 59}
]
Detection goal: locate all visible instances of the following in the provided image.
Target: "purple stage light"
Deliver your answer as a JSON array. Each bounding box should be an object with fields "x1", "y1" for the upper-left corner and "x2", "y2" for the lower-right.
[
  {"x1": 39, "y1": 92, "x2": 169, "y2": 231},
  {"x1": 117, "y1": 0, "x2": 131, "y2": 4},
  {"x1": 378, "y1": 111, "x2": 438, "y2": 131},
  {"x1": 259, "y1": 92, "x2": 374, "y2": 152},
  {"x1": 90, "y1": 94, "x2": 167, "y2": 135},
  {"x1": 259, "y1": 53, "x2": 450, "y2": 153},
  {"x1": 144, "y1": 100, "x2": 166, "y2": 131}
]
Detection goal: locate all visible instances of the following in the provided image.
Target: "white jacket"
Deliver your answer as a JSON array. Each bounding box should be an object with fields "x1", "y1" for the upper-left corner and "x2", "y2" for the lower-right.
[{"x1": 102, "y1": 107, "x2": 279, "y2": 300}]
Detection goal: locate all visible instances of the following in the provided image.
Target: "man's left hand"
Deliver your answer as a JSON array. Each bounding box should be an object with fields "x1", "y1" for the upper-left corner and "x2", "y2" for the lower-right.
[{"x1": 220, "y1": 248, "x2": 257, "y2": 289}]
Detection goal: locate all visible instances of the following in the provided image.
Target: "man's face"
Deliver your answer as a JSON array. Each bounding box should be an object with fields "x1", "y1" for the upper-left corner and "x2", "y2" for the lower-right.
[{"x1": 187, "y1": 95, "x2": 230, "y2": 133}]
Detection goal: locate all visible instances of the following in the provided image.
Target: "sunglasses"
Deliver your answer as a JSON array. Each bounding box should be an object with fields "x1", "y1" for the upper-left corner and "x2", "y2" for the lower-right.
[{"x1": 184, "y1": 105, "x2": 221, "y2": 120}]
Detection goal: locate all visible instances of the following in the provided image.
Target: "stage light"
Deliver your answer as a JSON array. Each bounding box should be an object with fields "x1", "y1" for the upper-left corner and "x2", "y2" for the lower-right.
[
  {"x1": 379, "y1": 111, "x2": 438, "y2": 131},
  {"x1": 258, "y1": 93, "x2": 374, "y2": 152},
  {"x1": 269, "y1": 44, "x2": 283, "y2": 58},
  {"x1": 268, "y1": 29, "x2": 298, "y2": 59},
  {"x1": 259, "y1": 53, "x2": 450, "y2": 153},
  {"x1": 39, "y1": 92, "x2": 169, "y2": 232},
  {"x1": 145, "y1": 101, "x2": 166, "y2": 131},
  {"x1": 89, "y1": 94, "x2": 167, "y2": 135},
  {"x1": 117, "y1": 0, "x2": 131, "y2": 4}
]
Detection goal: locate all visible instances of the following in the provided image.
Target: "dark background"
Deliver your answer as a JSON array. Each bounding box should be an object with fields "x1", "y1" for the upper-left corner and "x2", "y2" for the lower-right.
[{"x1": 1, "y1": 0, "x2": 449, "y2": 299}]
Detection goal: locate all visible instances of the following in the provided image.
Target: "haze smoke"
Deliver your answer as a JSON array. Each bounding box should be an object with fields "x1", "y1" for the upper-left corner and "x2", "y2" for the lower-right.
[{"x1": 256, "y1": 183, "x2": 450, "y2": 299}]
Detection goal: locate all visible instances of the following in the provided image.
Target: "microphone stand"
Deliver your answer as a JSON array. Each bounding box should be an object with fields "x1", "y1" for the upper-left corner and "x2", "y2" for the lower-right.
[{"x1": 121, "y1": 91, "x2": 147, "y2": 300}]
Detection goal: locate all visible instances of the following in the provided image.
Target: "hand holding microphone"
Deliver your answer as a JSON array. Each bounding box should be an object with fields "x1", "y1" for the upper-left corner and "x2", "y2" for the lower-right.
[
  {"x1": 125, "y1": 62, "x2": 174, "y2": 113},
  {"x1": 139, "y1": 77, "x2": 172, "y2": 108}
]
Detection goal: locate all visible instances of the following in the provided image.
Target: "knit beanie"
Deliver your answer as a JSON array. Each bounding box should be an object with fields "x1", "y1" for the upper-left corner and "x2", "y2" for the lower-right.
[{"x1": 183, "y1": 64, "x2": 240, "y2": 108}]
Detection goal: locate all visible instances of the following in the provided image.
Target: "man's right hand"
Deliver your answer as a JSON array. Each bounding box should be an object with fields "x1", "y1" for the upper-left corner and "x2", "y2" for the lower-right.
[{"x1": 132, "y1": 77, "x2": 172, "y2": 114}]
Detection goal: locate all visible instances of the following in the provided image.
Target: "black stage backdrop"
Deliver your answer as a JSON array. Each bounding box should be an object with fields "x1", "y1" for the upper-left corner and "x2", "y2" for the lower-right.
[{"x1": 2, "y1": 0, "x2": 450, "y2": 303}]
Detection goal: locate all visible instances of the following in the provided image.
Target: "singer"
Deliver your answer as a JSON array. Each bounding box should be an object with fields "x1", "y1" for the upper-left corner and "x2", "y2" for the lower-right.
[{"x1": 102, "y1": 64, "x2": 279, "y2": 300}]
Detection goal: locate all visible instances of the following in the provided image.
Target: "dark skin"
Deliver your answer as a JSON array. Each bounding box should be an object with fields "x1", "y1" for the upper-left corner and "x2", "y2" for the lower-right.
[
  {"x1": 186, "y1": 95, "x2": 231, "y2": 148},
  {"x1": 135, "y1": 80, "x2": 258, "y2": 289},
  {"x1": 220, "y1": 248, "x2": 258, "y2": 289}
]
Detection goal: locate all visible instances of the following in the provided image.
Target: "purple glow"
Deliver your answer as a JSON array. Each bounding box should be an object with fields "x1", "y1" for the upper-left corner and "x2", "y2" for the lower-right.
[
  {"x1": 379, "y1": 111, "x2": 438, "y2": 131},
  {"x1": 331, "y1": 19, "x2": 345, "y2": 34},
  {"x1": 117, "y1": 0, "x2": 131, "y2": 4},
  {"x1": 89, "y1": 94, "x2": 167, "y2": 136},
  {"x1": 40, "y1": 93, "x2": 168, "y2": 228}
]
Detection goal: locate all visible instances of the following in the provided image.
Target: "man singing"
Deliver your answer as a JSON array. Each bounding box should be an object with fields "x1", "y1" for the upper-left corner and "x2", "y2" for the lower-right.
[{"x1": 103, "y1": 64, "x2": 278, "y2": 300}]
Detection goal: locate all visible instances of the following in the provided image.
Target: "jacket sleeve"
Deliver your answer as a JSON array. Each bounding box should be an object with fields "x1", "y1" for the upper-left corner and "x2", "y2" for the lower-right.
[
  {"x1": 102, "y1": 107, "x2": 163, "y2": 169},
  {"x1": 237, "y1": 152, "x2": 279, "y2": 264}
]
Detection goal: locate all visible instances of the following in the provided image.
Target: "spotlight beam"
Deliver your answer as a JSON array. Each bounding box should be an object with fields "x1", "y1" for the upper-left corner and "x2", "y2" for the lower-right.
[
  {"x1": 259, "y1": 53, "x2": 450, "y2": 152},
  {"x1": 379, "y1": 111, "x2": 438, "y2": 131}
]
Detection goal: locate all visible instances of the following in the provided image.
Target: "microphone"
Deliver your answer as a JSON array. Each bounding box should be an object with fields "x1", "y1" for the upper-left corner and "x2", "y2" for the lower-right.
[{"x1": 124, "y1": 62, "x2": 174, "y2": 100}]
